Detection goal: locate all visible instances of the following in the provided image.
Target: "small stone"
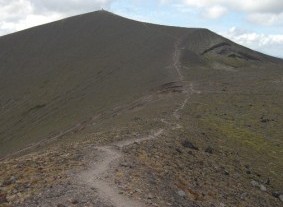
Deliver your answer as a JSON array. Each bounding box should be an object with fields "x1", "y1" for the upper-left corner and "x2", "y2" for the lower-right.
[
  {"x1": 260, "y1": 184, "x2": 267, "y2": 192},
  {"x1": 266, "y1": 178, "x2": 270, "y2": 185},
  {"x1": 70, "y1": 199, "x2": 79, "y2": 204},
  {"x1": 177, "y1": 190, "x2": 186, "y2": 197},
  {"x1": 279, "y1": 194, "x2": 283, "y2": 202},
  {"x1": 176, "y1": 148, "x2": 182, "y2": 154},
  {"x1": 220, "y1": 203, "x2": 225, "y2": 207},
  {"x1": 272, "y1": 192, "x2": 280, "y2": 198},
  {"x1": 246, "y1": 170, "x2": 251, "y2": 174},
  {"x1": 240, "y1": 192, "x2": 247, "y2": 200},
  {"x1": 120, "y1": 162, "x2": 129, "y2": 167},
  {"x1": 205, "y1": 147, "x2": 213, "y2": 154},
  {"x1": 224, "y1": 170, "x2": 229, "y2": 176},
  {"x1": 251, "y1": 180, "x2": 259, "y2": 187},
  {"x1": 147, "y1": 193, "x2": 154, "y2": 199},
  {"x1": 57, "y1": 204, "x2": 66, "y2": 207},
  {"x1": 10, "y1": 176, "x2": 16, "y2": 183},
  {"x1": 181, "y1": 140, "x2": 199, "y2": 150},
  {"x1": 188, "y1": 151, "x2": 194, "y2": 155},
  {"x1": 135, "y1": 189, "x2": 142, "y2": 193}
]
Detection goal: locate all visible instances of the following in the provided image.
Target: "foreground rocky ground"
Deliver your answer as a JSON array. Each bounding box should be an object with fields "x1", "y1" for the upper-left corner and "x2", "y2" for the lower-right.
[{"x1": 0, "y1": 84, "x2": 282, "y2": 207}]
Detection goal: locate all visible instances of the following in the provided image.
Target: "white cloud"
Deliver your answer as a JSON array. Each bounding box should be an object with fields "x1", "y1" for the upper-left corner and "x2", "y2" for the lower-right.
[
  {"x1": 0, "y1": 0, "x2": 113, "y2": 36},
  {"x1": 183, "y1": 0, "x2": 283, "y2": 13},
  {"x1": 31, "y1": 0, "x2": 113, "y2": 15},
  {"x1": 182, "y1": 0, "x2": 283, "y2": 24},
  {"x1": 203, "y1": 5, "x2": 227, "y2": 19},
  {"x1": 221, "y1": 27, "x2": 283, "y2": 57},
  {"x1": 1, "y1": 13, "x2": 63, "y2": 33},
  {"x1": 248, "y1": 12, "x2": 283, "y2": 26},
  {"x1": 224, "y1": 27, "x2": 283, "y2": 46}
]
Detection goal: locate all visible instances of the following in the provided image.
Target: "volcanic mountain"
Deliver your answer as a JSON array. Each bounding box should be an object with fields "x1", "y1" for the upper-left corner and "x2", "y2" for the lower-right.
[{"x1": 0, "y1": 10, "x2": 282, "y2": 207}]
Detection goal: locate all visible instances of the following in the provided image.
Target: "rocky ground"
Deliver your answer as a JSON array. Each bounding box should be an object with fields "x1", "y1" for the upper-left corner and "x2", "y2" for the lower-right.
[{"x1": 0, "y1": 85, "x2": 282, "y2": 207}]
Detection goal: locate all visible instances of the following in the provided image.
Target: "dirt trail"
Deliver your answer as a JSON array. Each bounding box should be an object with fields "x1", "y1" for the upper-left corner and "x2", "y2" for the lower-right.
[
  {"x1": 79, "y1": 129, "x2": 164, "y2": 207},
  {"x1": 74, "y1": 37, "x2": 191, "y2": 207},
  {"x1": 172, "y1": 36, "x2": 197, "y2": 119},
  {"x1": 173, "y1": 39, "x2": 184, "y2": 81}
]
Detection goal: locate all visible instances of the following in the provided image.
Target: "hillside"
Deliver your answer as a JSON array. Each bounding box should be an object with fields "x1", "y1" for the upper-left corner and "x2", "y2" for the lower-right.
[{"x1": 0, "y1": 10, "x2": 282, "y2": 207}]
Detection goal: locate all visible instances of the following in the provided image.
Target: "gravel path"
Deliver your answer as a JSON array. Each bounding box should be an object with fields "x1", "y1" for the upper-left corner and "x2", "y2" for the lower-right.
[{"x1": 78, "y1": 129, "x2": 164, "y2": 207}]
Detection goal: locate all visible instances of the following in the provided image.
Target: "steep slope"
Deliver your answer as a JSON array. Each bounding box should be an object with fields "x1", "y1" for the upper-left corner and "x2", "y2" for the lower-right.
[
  {"x1": 0, "y1": 11, "x2": 185, "y2": 156},
  {"x1": 1, "y1": 11, "x2": 281, "y2": 157}
]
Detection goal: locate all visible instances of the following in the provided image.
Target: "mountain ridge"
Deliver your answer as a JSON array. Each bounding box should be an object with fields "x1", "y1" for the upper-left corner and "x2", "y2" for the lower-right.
[{"x1": 0, "y1": 10, "x2": 282, "y2": 207}]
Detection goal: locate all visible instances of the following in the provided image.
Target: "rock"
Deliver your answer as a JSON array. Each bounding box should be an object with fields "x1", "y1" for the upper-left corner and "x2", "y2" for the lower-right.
[
  {"x1": 181, "y1": 140, "x2": 199, "y2": 150},
  {"x1": 265, "y1": 178, "x2": 270, "y2": 185},
  {"x1": 205, "y1": 147, "x2": 213, "y2": 154},
  {"x1": 177, "y1": 190, "x2": 186, "y2": 197},
  {"x1": 10, "y1": 176, "x2": 17, "y2": 184},
  {"x1": 279, "y1": 194, "x2": 283, "y2": 202},
  {"x1": 251, "y1": 180, "x2": 267, "y2": 192},
  {"x1": 120, "y1": 162, "x2": 133, "y2": 168},
  {"x1": 147, "y1": 193, "x2": 154, "y2": 199},
  {"x1": 259, "y1": 184, "x2": 267, "y2": 192},
  {"x1": 240, "y1": 192, "x2": 247, "y2": 200},
  {"x1": 0, "y1": 193, "x2": 7, "y2": 204},
  {"x1": 175, "y1": 148, "x2": 182, "y2": 154},
  {"x1": 69, "y1": 198, "x2": 79, "y2": 204},
  {"x1": 188, "y1": 151, "x2": 194, "y2": 155},
  {"x1": 135, "y1": 189, "x2": 142, "y2": 193},
  {"x1": 255, "y1": 172, "x2": 261, "y2": 177},
  {"x1": 251, "y1": 180, "x2": 259, "y2": 187},
  {"x1": 272, "y1": 192, "x2": 280, "y2": 198},
  {"x1": 246, "y1": 170, "x2": 251, "y2": 174}
]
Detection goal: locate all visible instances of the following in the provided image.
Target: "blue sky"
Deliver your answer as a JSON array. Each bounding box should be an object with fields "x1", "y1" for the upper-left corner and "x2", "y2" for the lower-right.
[{"x1": 1, "y1": 0, "x2": 283, "y2": 58}]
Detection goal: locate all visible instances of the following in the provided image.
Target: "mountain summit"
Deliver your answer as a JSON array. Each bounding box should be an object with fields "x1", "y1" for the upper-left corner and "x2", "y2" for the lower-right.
[{"x1": 0, "y1": 11, "x2": 282, "y2": 207}]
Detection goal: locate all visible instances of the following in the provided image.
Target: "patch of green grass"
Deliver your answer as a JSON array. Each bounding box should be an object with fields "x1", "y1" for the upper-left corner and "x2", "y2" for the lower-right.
[{"x1": 201, "y1": 115, "x2": 283, "y2": 187}]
